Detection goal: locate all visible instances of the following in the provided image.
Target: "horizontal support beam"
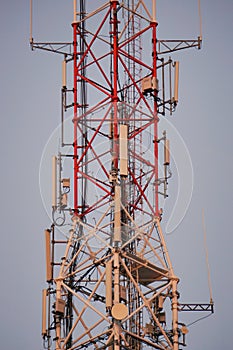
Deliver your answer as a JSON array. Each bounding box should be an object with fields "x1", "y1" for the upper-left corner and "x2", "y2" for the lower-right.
[
  {"x1": 179, "y1": 303, "x2": 214, "y2": 313},
  {"x1": 158, "y1": 37, "x2": 202, "y2": 54},
  {"x1": 30, "y1": 41, "x2": 73, "y2": 56}
]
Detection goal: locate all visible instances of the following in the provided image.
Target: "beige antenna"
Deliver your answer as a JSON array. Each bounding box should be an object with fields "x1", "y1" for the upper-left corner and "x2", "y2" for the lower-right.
[
  {"x1": 45, "y1": 229, "x2": 52, "y2": 282},
  {"x1": 173, "y1": 61, "x2": 179, "y2": 105},
  {"x1": 119, "y1": 124, "x2": 128, "y2": 176},
  {"x1": 202, "y1": 209, "x2": 213, "y2": 303},
  {"x1": 114, "y1": 185, "x2": 121, "y2": 242},
  {"x1": 42, "y1": 289, "x2": 47, "y2": 337},
  {"x1": 52, "y1": 156, "x2": 57, "y2": 209},
  {"x1": 105, "y1": 261, "x2": 112, "y2": 308},
  {"x1": 62, "y1": 59, "x2": 67, "y2": 88},
  {"x1": 164, "y1": 139, "x2": 170, "y2": 165}
]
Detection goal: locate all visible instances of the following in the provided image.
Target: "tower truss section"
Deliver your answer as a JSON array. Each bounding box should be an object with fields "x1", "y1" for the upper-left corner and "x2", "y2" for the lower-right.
[{"x1": 33, "y1": 1, "x2": 211, "y2": 350}]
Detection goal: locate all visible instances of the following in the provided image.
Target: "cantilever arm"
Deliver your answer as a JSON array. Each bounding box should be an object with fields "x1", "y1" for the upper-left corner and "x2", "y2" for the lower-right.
[{"x1": 179, "y1": 302, "x2": 214, "y2": 313}]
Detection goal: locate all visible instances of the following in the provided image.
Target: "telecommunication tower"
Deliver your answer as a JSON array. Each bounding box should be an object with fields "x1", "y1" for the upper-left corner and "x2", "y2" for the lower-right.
[{"x1": 30, "y1": 1, "x2": 213, "y2": 349}]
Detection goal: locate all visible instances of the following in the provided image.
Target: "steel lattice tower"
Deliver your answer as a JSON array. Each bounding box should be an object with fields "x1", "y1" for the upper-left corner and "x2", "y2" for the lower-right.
[{"x1": 31, "y1": 1, "x2": 213, "y2": 349}]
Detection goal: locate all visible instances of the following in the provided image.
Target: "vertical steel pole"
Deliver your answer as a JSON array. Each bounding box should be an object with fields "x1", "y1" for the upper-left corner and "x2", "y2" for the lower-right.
[
  {"x1": 111, "y1": 0, "x2": 119, "y2": 171},
  {"x1": 111, "y1": 5, "x2": 121, "y2": 348},
  {"x1": 113, "y1": 251, "x2": 120, "y2": 349},
  {"x1": 55, "y1": 281, "x2": 62, "y2": 350},
  {"x1": 151, "y1": 1, "x2": 159, "y2": 217},
  {"x1": 72, "y1": 17, "x2": 78, "y2": 214}
]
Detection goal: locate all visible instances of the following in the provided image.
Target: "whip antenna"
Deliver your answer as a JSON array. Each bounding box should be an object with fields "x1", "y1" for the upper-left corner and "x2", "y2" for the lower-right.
[
  {"x1": 198, "y1": 0, "x2": 203, "y2": 41},
  {"x1": 30, "y1": 0, "x2": 33, "y2": 44},
  {"x1": 202, "y1": 208, "x2": 213, "y2": 304}
]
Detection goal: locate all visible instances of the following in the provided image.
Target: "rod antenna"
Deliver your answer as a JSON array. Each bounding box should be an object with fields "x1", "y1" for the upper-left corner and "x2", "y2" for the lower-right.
[
  {"x1": 30, "y1": 0, "x2": 33, "y2": 44},
  {"x1": 202, "y1": 208, "x2": 213, "y2": 304},
  {"x1": 198, "y1": 0, "x2": 203, "y2": 40}
]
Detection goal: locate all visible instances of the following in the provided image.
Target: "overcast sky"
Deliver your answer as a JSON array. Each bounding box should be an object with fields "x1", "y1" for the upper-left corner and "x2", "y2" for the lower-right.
[{"x1": 0, "y1": 1, "x2": 232, "y2": 349}]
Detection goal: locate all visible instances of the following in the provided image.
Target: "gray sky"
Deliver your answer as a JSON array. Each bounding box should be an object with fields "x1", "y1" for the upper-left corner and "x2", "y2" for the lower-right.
[{"x1": 0, "y1": 1, "x2": 232, "y2": 349}]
